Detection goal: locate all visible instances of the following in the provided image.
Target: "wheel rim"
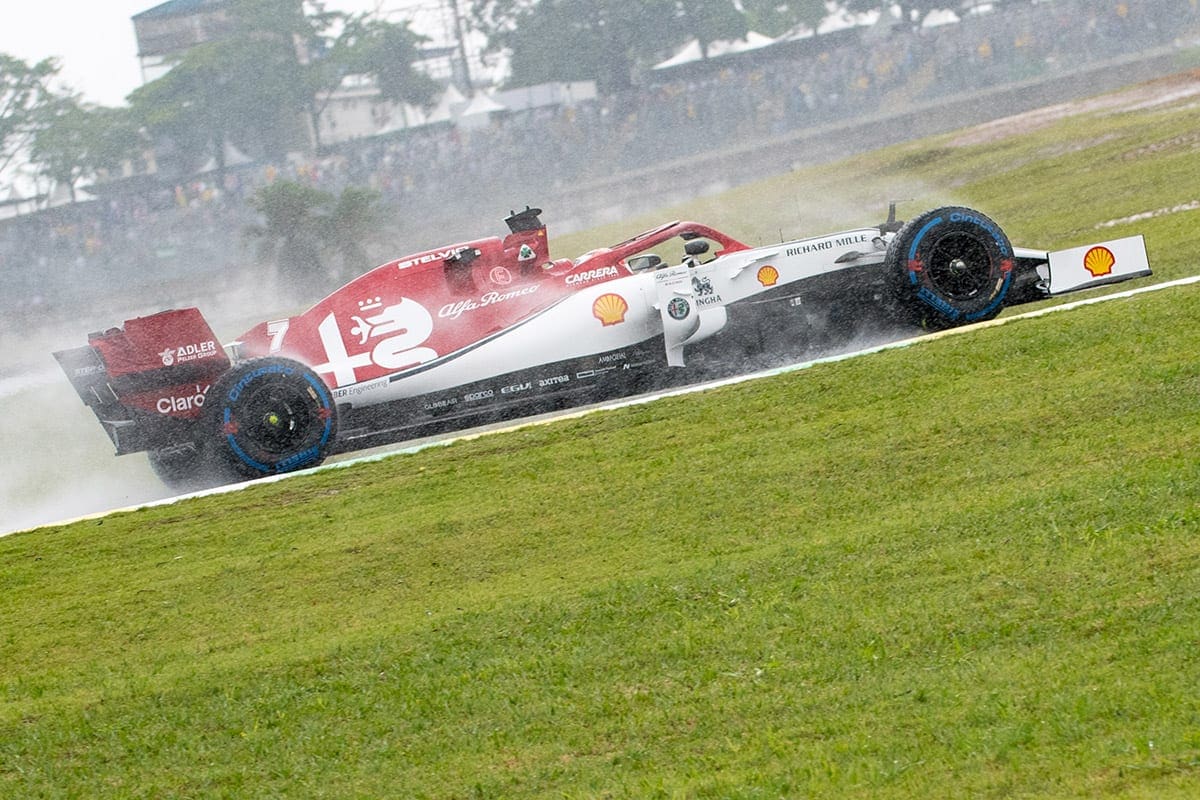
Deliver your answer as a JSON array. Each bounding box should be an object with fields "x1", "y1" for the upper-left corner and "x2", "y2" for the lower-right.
[
  {"x1": 235, "y1": 379, "x2": 314, "y2": 456},
  {"x1": 926, "y1": 233, "x2": 993, "y2": 300}
]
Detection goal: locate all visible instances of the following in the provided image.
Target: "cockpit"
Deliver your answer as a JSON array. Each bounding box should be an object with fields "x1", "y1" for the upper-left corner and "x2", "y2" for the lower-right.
[{"x1": 625, "y1": 237, "x2": 714, "y2": 272}]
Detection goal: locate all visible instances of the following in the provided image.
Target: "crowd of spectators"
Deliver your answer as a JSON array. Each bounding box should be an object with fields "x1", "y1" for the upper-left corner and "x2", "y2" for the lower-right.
[{"x1": 3, "y1": 0, "x2": 1198, "y2": 326}]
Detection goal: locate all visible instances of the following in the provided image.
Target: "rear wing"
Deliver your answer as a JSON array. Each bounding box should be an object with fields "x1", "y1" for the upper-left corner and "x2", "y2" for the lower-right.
[{"x1": 54, "y1": 308, "x2": 231, "y2": 455}]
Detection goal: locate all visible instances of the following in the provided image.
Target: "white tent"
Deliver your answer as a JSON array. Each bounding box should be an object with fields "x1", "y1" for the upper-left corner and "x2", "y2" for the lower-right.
[
  {"x1": 922, "y1": 9, "x2": 961, "y2": 28},
  {"x1": 456, "y1": 92, "x2": 508, "y2": 130},
  {"x1": 654, "y1": 40, "x2": 705, "y2": 70},
  {"x1": 653, "y1": 32, "x2": 777, "y2": 70},
  {"x1": 719, "y1": 31, "x2": 776, "y2": 56},
  {"x1": 494, "y1": 81, "x2": 598, "y2": 112},
  {"x1": 0, "y1": 187, "x2": 23, "y2": 220},
  {"x1": 45, "y1": 181, "x2": 96, "y2": 208},
  {"x1": 423, "y1": 83, "x2": 469, "y2": 125},
  {"x1": 0, "y1": 186, "x2": 33, "y2": 219},
  {"x1": 374, "y1": 103, "x2": 431, "y2": 136},
  {"x1": 195, "y1": 141, "x2": 254, "y2": 174},
  {"x1": 779, "y1": 5, "x2": 883, "y2": 42}
]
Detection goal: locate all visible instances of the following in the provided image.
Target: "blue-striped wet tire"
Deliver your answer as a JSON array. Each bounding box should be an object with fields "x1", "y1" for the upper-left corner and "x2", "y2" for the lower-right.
[
  {"x1": 201, "y1": 357, "x2": 338, "y2": 482},
  {"x1": 886, "y1": 207, "x2": 1014, "y2": 328}
]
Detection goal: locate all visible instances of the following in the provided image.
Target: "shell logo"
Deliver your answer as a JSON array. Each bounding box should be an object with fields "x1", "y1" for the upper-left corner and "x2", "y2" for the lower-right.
[
  {"x1": 757, "y1": 265, "x2": 779, "y2": 287},
  {"x1": 593, "y1": 293, "x2": 629, "y2": 326},
  {"x1": 1083, "y1": 246, "x2": 1116, "y2": 278}
]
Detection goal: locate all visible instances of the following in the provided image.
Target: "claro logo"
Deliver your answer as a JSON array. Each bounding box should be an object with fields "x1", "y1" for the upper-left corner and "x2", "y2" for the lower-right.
[{"x1": 157, "y1": 384, "x2": 210, "y2": 414}]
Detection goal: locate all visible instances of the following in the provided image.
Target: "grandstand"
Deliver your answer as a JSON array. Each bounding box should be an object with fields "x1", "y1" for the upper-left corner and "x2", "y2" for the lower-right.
[{"x1": 2, "y1": 0, "x2": 1198, "y2": 329}]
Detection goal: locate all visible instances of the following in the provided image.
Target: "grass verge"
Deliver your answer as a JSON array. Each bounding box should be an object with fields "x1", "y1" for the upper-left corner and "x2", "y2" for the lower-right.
[{"x1": 3, "y1": 75, "x2": 1200, "y2": 798}]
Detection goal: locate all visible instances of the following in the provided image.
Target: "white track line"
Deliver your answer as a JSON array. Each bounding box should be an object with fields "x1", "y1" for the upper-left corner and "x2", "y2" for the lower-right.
[{"x1": 10, "y1": 274, "x2": 1200, "y2": 537}]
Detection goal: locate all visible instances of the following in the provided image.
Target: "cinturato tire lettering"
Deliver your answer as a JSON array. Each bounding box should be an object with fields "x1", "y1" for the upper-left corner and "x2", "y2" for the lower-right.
[
  {"x1": 886, "y1": 206, "x2": 1014, "y2": 328},
  {"x1": 200, "y1": 357, "x2": 337, "y2": 481}
]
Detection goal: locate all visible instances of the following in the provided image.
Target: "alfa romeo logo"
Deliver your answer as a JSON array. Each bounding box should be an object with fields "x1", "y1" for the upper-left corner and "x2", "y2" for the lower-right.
[{"x1": 667, "y1": 297, "x2": 690, "y2": 320}]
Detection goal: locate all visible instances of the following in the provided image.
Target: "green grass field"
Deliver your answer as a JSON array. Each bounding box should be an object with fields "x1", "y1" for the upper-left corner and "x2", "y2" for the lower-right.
[{"x1": 3, "y1": 75, "x2": 1200, "y2": 798}]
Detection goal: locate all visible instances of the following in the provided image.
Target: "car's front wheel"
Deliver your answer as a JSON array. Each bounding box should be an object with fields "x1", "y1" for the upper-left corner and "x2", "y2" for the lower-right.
[{"x1": 886, "y1": 206, "x2": 1014, "y2": 328}]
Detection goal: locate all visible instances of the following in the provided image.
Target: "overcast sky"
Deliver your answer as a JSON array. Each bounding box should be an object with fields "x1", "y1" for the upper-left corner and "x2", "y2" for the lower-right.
[{"x1": 0, "y1": 0, "x2": 425, "y2": 107}]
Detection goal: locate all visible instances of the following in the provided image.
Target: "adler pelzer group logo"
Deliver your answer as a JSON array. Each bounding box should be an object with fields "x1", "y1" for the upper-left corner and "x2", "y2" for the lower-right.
[{"x1": 160, "y1": 340, "x2": 219, "y2": 367}]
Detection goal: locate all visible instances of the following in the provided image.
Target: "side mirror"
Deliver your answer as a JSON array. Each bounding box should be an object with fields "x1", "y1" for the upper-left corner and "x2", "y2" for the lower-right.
[
  {"x1": 879, "y1": 202, "x2": 904, "y2": 234},
  {"x1": 627, "y1": 253, "x2": 664, "y2": 272}
]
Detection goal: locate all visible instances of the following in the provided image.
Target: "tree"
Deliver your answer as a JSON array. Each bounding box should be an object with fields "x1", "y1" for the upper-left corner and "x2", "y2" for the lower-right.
[
  {"x1": 0, "y1": 54, "x2": 58, "y2": 178},
  {"x1": 675, "y1": 0, "x2": 747, "y2": 58},
  {"x1": 130, "y1": 1, "x2": 436, "y2": 164},
  {"x1": 473, "y1": 0, "x2": 681, "y2": 90},
  {"x1": 245, "y1": 180, "x2": 384, "y2": 292},
  {"x1": 246, "y1": 180, "x2": 331, "y2": 289},
  {"x1": 304, "y1": 13, "x2": 439, "y2": 148},
  {"x1": 127, "y1": 52, "x2": 226, "y2": 178},
  {"x1": 352, "y1": 19, "x2": 440, "y2": 108},
  {"x1": 842, "y1": 0, "x2": 956, "y2": 28},
  {"x1": 473, "y1": 0, "x2": 839, "y2": 90},
  {"x1": 304, "y1": 10, "x2": 370, "y2": 151},
  {"x1": 129, "y1": 0, "x2": 315, "y2": 176},
  {"x1": 319, "y1": 185, "x2": 384, "y2": 280},
  {"x1": 741, "y1": 0, "x2": 827, "y2": 37},
  {"x1": 28, "y1": 99, "x2": 90, "y2": 203},
  {"x1": 29, "y1": 97, "x2": 143, "y2": 202}
]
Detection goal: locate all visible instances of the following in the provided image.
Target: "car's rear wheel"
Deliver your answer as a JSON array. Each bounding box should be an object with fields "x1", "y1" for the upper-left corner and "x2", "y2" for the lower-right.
[
  {"x1": 199, "y1": 357, "x2": 338, "y2": 482},
  {"x1": 886, "y1": 206, "x2": 1014, "y2": 328},
  {"x1": 147, "y1": 444, "x2": 210, "y2": 492}
]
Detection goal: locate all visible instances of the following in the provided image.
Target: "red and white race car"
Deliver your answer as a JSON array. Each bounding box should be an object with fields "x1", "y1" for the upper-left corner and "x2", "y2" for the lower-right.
[{"x1": 55, "y1": 205, "x2": 1150, "y2": 488}]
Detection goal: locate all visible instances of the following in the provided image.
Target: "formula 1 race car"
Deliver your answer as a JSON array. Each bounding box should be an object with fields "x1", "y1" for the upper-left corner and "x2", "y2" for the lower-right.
[{"x1": 55, "y1": 205, "x2": 1150, "y2": 489}]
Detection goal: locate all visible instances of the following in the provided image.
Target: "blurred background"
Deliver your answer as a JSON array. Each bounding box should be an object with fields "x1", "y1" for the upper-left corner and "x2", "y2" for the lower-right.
[{"x1": 2, "y1": 0, "x2": 1199, "y2": 532}]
